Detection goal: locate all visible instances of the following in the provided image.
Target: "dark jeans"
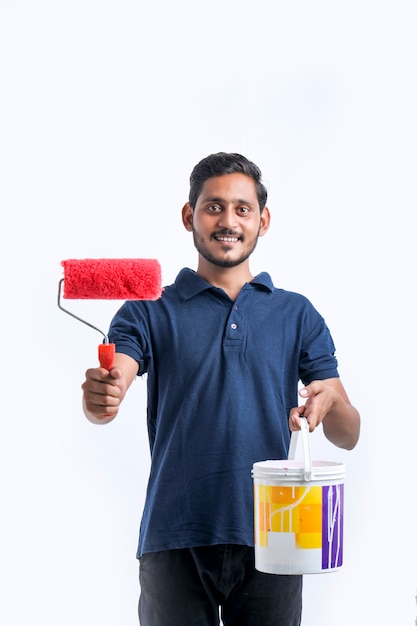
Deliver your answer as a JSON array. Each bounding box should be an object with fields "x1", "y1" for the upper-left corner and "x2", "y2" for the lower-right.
[{"x1": 139, "y1": 544, "x2": 302, "y2": 626}]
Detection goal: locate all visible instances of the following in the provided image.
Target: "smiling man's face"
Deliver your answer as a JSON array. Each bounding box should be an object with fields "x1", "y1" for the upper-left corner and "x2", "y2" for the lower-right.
[{"x1": 183, "y1": 172, "x2": 269, "y2": 269}]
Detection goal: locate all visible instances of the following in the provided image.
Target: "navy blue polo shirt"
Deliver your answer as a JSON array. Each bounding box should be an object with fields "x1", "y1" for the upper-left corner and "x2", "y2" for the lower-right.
[{"x1": 108, "y1": 268, "x2": 339, "y2": 557}]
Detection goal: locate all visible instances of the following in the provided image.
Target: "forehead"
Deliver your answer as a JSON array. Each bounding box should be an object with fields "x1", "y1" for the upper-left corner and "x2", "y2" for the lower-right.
[{"x1": 197, "y1": 173, "x2": 258, "y2": 204}]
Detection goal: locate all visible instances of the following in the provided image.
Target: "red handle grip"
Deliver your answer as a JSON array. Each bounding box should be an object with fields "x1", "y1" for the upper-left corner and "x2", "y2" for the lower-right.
[{"x1": 98, "y1": 343, "x2": 115, "y2": 370}]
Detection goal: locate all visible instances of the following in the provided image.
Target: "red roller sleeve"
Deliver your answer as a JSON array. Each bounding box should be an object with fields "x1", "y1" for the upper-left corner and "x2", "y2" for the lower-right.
[{"x1": 61, "y1": 258, "x2": 162, "y2": 300}]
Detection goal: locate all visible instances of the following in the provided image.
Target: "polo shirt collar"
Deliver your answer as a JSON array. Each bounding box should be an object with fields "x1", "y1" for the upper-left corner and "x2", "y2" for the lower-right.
[{"x1": 175, "y1": 268, "x2": 274, "y2": 300}]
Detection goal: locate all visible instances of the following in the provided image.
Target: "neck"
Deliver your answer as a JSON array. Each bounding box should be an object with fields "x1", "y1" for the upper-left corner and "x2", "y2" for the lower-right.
[{"x1": 196, "y1": 259, "x2": 253, "y2": 300}]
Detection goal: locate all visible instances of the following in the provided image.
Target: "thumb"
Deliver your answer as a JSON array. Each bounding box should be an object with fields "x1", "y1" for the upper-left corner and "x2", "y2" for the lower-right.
[{"x1": 108, "y1": 366, "x2": 123, "y2": 382}]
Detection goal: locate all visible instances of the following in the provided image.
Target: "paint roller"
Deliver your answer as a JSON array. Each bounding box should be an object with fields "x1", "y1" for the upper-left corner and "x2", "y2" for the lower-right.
[{"x1": 58, "y1": 258, "x2": 162, "y2": 369}]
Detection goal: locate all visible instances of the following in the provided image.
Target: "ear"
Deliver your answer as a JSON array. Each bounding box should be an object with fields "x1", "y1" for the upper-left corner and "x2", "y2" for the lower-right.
[
  {"x1": 182, "y1": 202, "x2": 194, "y2": 232},
  {"x1": 258, "y1": 206, "x2": 271, "y2": 237}
]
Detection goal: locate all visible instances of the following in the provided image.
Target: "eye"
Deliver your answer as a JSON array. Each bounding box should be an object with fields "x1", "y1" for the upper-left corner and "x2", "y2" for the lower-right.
[
  {"x1": 206, "y1": 204, "x2": 222, "y2": 213},
  {"x1": 237, "y1": 206, "x2": 251, "y2": 215}
]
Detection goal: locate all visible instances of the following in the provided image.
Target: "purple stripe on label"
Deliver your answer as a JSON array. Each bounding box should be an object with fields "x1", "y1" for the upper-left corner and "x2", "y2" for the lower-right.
[{"x1": 322, "y1": 484, "x2": 344, "y2": 569}]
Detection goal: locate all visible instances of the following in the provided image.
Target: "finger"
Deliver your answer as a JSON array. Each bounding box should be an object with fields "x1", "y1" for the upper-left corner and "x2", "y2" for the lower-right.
[
  {"x1": 84, "y1": 390, "x2": 120, "y2": 416},
  {"x1": 289, "y1": 406, "x2": 306, "y2": 430}
]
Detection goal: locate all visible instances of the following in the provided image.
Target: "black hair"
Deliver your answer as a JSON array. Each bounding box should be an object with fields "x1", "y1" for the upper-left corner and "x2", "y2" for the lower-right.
[{"x1": 188, "y1": 152, "x2": 268, "y2": 211}]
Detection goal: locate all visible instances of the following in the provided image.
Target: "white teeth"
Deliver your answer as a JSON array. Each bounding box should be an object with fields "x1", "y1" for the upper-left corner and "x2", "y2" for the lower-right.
[{"x1": 216, "y1": 236, "x2": 239, "y2": 242}]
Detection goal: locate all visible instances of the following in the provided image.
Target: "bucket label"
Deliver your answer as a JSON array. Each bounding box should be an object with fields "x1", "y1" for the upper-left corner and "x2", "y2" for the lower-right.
[{"x1": 255, "y1": 483, "x2": 344, "y2": 571}]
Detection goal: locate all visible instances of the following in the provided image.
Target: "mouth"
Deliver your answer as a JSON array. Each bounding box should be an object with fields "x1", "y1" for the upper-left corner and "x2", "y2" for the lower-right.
[{"x1": 213, "y1": 233, "x2": 242, "y2": 244}]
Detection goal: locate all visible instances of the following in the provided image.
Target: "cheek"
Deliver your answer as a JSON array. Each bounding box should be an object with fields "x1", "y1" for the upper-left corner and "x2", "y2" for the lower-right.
[{"x1": 192, "y1": 215, "x2": 211, "y2": 233}]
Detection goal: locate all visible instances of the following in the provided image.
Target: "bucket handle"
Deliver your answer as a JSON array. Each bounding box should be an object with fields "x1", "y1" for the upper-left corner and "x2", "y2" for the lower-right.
[{"x1": 287, "y1": 417, "x2": 312, "y2": 481}]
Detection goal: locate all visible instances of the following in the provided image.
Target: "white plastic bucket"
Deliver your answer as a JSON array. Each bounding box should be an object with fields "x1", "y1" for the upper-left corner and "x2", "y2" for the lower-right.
[{"x1": 252, "y1": 418, "x2": 345, "y2": 575}]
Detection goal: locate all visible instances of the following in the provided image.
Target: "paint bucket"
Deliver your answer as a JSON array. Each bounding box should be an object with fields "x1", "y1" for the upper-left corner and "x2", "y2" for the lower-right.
[{"x1": 252, "y1": 418, "x2": 345, "y2": 575}]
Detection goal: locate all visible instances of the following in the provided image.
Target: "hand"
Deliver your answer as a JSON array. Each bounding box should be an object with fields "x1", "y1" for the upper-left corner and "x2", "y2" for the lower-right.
[
  {"x1": 81, "y1": 366, "x2": 127, "y2": 425},
  {"x1": 289, "y1": 380, "x2": 338, "y2": 433},
  {"x1": 289, "y1": 378, "x2": 360, "y2": 450}
]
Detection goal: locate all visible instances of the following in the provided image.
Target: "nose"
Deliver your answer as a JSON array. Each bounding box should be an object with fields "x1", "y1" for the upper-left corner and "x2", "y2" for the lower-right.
[{"x1": 218, "y1": 206, "x2": 238, "y2": 230}]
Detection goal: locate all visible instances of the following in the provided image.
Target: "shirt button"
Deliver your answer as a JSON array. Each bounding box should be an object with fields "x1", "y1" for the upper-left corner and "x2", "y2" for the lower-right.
[{"x1": 231, "y1": 323, "x2": 238, "y2": 330}]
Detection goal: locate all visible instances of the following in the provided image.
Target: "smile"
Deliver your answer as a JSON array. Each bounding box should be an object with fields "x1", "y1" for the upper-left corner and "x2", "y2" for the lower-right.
[{"x1": 214, "y1": 236, "x2": 240, "y2": 243}]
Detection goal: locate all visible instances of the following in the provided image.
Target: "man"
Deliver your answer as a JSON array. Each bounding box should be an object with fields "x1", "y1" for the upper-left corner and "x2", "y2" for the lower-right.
[{"x1": 82, "y1": 152, "x2": 360, "y2": 625}]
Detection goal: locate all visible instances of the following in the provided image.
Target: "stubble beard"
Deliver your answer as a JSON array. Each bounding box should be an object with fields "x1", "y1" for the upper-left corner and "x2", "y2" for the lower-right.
[{"x1": 192, "y1": 227, "x2": 260, "y2": 269}]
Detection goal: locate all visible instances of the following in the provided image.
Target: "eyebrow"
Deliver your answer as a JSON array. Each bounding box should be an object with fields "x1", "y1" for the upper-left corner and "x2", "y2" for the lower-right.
[{"x1": 201, "y1": 196, "x2": 256, "y2": 206}]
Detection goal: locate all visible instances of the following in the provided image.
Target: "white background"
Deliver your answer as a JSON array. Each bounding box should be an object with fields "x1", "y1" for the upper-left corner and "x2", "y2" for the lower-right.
[{"x1": 1, "y1": 0, "x2": 416, "y2": 624}]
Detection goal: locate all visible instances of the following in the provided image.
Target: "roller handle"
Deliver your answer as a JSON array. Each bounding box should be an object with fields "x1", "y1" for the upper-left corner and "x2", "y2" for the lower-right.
[
  {"x1": 98, "y1": 343, "x2": 115, "y2": 370},
  {"x1": 98, "y1": 343, "x2": 116, "y2": 418}
]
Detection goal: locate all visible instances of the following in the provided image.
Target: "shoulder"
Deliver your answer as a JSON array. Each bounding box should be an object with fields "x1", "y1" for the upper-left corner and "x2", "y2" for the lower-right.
[
  {"x1": 253, "y1": 273, "x2": 312, "y2": 302},
  {"x1": 253, "y1": 275, "x2": 328, "y2": 335}
]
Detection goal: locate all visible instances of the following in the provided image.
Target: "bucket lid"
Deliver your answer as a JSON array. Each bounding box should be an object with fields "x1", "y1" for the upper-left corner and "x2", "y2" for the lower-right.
[{"x1": 252, "y1": 459, "x2": 345, "y2": 482}]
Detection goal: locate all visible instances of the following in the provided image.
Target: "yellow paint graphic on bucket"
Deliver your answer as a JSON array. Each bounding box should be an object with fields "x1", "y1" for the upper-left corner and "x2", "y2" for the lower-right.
[{"x1": 255, "y1": 484, "x2": 322, "y2": 549}]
